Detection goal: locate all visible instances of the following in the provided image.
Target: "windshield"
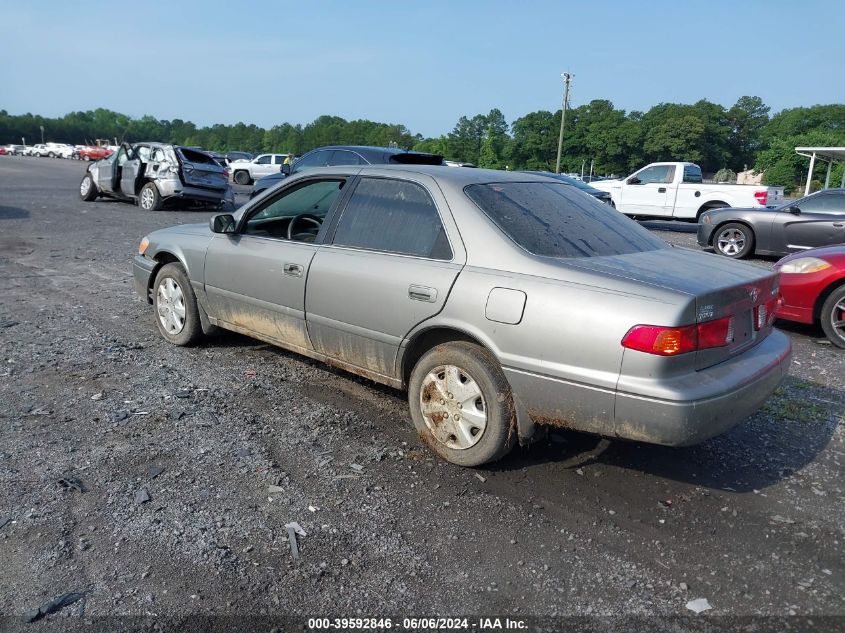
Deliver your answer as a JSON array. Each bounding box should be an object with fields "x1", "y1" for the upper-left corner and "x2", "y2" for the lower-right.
[{"x1": 464, "y1": 182, "x2": 667, "y2": 258}]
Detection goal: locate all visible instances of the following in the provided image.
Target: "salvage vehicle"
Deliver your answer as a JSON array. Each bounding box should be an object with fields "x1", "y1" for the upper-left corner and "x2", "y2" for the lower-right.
[
  {"x1": 133, "y1": 166, "x2": 791, "y2": 466},
  {"x1": 697, "y1": 189, "x2": 845, "y2": 258},
  {"x1": 774, "y1": 245, "x2": 845, "y2": 348},
  {"x1": 230, "y1": 153, "x2": 289, "y2": 185},
  {"x1": 250, "y1": 145, "x2": 444, "y2": 198},
  {"x1": 590, "y1": 162, "x2": 784, "y2": 219},
  {"x1": 79, "y1": 142, "x2": 234, "y2": 211}
]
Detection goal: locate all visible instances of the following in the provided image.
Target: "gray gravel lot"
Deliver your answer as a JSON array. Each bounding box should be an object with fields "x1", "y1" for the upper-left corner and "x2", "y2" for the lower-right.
[{"x1": 0, "y1": 156, "x2": 843, "y2": 629}]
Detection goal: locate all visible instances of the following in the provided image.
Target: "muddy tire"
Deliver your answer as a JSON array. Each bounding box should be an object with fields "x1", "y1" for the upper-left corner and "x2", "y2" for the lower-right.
[
  {"x1": 408, "y1": 341, "x2": 516, "y2": 467},
  {"x1": 79, "y1": 174, "x2": 98, "y2": 201},
  {"x1": 233, "y1": 170, "x2": 251, "y2": 185},
  {"x1": 139, "y1": 182, "x2": 162, "y2": 211},
  {"x1": 820, "y1": 285, "x2": 845, "y2": 349},
  {"x1": 152, "y1": 263, "x2": 203, "y2": 346},
  {"x1": 714, "y1": 222, "x2": 754, "y2": 259}
]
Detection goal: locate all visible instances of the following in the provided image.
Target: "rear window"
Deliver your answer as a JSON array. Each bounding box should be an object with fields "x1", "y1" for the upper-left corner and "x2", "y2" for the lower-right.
[
  {"x1": 177, "y1": 148, "x2": 217, "y2": 165},
  {"x1": 388, "y1": 152, "x2": 444, "y2": 166},
  {"x1": 464, "y1": 182, "x2": 667, "y2": 258}
]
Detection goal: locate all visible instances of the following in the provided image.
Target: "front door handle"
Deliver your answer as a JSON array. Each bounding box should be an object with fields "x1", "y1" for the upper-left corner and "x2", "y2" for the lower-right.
[
  {"x1": 408, "y1": 285, "x2": 437, "y2": 303},
  {"x1": 658, "y1": 187, "x2": 667, "y2": 193},
  {"x1": 283, "y1": 263, "x2": 303, "y2": 277},
  {"x1": 834, "y1": 223, "x2": 844, "y2": 228}
]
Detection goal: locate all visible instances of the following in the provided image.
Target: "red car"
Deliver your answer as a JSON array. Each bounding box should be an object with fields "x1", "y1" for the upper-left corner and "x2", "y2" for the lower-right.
[
  {"x1": 78, "y1": 146, "x2": 113, "y2": 161},
  {"x1": 775, "y1": 245, "x2": 845, "y2": 348}
]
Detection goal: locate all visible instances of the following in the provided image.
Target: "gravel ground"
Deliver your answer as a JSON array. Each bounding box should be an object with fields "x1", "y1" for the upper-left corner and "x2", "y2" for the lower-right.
[{"x1": 0, "y1": 156, "x2": 843, "y2": 631}]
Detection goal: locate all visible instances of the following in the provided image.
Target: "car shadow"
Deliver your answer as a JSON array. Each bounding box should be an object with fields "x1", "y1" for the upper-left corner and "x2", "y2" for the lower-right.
[
  {"x1": 638, "y1": 219, "x2": 698, "y2": 233},
  {"x1": 494, "y1": 374, "x2": 843, "y2": 492},
  {"x1": 201, "y1": 332, "x2": 842, "y2": 494},
  {"x1": 0, "y1": 205, "x2": 30, "y2": 220}
]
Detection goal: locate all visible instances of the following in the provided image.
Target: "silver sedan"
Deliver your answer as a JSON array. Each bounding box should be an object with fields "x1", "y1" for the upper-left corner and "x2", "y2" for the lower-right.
[{"x1": 133, "y1": 166, "x2": 791, "y2": 466}]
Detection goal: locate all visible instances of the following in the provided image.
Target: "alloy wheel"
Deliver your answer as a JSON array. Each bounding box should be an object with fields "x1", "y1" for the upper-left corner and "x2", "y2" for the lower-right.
[
  {"x1": 717, "y1": 228, "x2": 745, "y2": 256},
  {"x1": 156, "y1": 277, "x2": 186, "y2": 335}
]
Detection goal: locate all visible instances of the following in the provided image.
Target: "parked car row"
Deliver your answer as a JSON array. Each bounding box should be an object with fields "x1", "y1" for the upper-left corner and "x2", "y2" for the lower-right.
[{"x1": 2, "y1": 142, "x2": 114, "y2": 160}]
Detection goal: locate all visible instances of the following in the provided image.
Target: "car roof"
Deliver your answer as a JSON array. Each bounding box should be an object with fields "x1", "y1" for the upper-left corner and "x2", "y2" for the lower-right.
[
  {"x1": 305, "y1": 145, "x2": 440, "y2": 160},
  {"x1": 301, "y1": 164, "x2": 560, "y2": 186}
]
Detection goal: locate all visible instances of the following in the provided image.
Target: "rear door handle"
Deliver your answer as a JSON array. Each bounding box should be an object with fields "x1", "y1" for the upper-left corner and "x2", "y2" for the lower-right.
[
  {"x1": 408, "y1": 285, "x2": 437, "y2": 303},
  {"x1": 283, "y1": 263, "x2": 303, "y2": 277},
  {"x1": 658, "y1": 187, "x2": 667, "y2": 193}
]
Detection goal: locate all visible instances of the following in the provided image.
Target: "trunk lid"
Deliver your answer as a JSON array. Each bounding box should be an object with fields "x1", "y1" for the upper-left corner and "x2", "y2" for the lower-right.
[
  {"x1": 561, "y1": 247, "x2": 780, "y2": 369},
  {"x1": 176, "y1": 147, "x2": 228, "y2": 190}
]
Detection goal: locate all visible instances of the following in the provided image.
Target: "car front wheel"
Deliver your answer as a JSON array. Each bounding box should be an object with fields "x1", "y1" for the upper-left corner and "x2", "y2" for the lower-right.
[
  {"x1": 715, "y1": 222, "x2": 754, "y2": 258},
  {"x1": 79, "y1": 174, "x2": 98, "y2": 201},
  {"x1": 820, "y1": 285, "x2": 845, "y2": 349},
  {"x1": 408, "y1": 341, "x2": 516, "y2": 467},
  {"x1": 152, "y1": 263, "x2": 203, "y2": 346}
]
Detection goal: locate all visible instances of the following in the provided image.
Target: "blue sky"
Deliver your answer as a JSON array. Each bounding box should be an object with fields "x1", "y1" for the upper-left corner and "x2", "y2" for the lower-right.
[{"x1": 1, "y1": 1, "x2": 841, "y2": 137}]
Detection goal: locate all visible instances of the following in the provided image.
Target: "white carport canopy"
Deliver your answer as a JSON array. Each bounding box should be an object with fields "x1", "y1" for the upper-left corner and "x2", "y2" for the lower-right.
[{"x1": 795, "y1": 147, "x2": 845, "y2": 195}]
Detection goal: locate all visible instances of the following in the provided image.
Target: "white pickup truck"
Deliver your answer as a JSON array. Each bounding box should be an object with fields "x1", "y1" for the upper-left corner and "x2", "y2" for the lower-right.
[
  {"x1": 590, "y1": 162, "x2": 784, "y2": 220},
  {"x1": 229, "y1": 153, "x2": 289, "y2": 185}
]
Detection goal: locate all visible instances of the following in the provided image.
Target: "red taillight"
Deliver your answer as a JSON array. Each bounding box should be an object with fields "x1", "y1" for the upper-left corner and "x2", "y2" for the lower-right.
[
  {"x1": 223, "y1": 170, "x2": 229, "y2": 178},
  {"x1": 622, "y1": 316, "x2": 734, "y2": 356},
  {"x1": 754, "y1": 190, "x2": 768, "y2": 205}
]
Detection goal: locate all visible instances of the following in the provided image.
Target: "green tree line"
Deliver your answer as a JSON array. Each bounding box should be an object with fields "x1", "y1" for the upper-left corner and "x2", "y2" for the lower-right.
[{"x1": 2, "y1": 97, "x2": 843, "y2": 193}]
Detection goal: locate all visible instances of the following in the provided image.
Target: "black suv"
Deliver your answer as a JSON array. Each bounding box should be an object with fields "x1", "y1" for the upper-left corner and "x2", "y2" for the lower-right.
[{"x1": 250, "y1": 145, "x2": 444, "y2": 198}]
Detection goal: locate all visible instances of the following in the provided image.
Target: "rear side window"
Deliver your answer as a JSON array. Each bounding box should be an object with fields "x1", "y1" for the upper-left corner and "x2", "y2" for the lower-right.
[
  {"x1": 330, "y1": 150, "x2": 366, "y2": 166},
  {"x1": 178, "y1": 148, "x2": 217, "y2": 165},
  {"x1": 683, "y1": 165, "x2": 703, "y2": 183},
  {"x1": 333, "y1": 178, "x2": 452, "y2": 259},
  {"x1": 464, "y1": 182, "x2": 667, "y2": 258}
]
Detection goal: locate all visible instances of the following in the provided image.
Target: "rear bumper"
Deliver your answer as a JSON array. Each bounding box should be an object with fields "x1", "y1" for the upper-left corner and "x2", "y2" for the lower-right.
[
  {"x1": 696, "y1": 222, "x2": 716, "y2": 247},
  {"x1": 507, "y1": 330, "x2": 791, "y2": 447},
  {"x1": 614, "y1": 331, "x2": 791, "y2": 445},
  {"x1": 133, "y1": 254, "x2": 156, "y2": 303}
]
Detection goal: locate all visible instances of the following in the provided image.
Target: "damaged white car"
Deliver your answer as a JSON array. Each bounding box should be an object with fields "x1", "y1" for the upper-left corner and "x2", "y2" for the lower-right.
[{"x1": 79, "y1": 142, "x2": 234, "y2": 211}]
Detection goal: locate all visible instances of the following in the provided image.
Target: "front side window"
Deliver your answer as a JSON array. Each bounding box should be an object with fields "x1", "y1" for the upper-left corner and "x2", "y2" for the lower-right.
[
  {"x1": 292, "y1": 150, "x2": 331, "y2": 174},
  {"x1": 332, "y1": 178, "x2": 452, "y2": 259},
  {"x1": 244, "y1": 179, "x2": 344, "y2": 240},
  {"x1": 464, "y1": 182, "x2": 667, "y2": 258},
  {"x1": 796, "y1": 193, "x2": 844, "y2": 214},
  {"x1": 634, "y1": 165, "x2": 675, "y2": 184}
]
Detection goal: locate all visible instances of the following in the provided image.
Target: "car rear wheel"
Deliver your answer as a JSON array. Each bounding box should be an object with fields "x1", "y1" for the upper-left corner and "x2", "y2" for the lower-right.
[
  {"x1": 79, "y1": 174, "x2": 98, "y2": 201},
  {"x1": 408, "y1": 341, "x2": 516, "y2": 467},
  {"x1": 820, "y1": 285, "x2": 845, "y2": 349},
  {"x1": 152, "y1": 263, "x2": 203, "y2": 346},
  {"x1": 234, "y1": 170, "x2": 251, "y2": 185},
  {"x1": 715, "y1": 223, "x2": 754, "y2": 259},
  {"x1": 139, "y1": 182, "x2": 162, "y2": 211}
]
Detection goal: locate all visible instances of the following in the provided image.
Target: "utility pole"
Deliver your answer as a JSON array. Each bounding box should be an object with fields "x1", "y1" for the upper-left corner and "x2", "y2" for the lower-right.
[{"x1": 555, "y1": 72, "x2": 572, "y2": 174}]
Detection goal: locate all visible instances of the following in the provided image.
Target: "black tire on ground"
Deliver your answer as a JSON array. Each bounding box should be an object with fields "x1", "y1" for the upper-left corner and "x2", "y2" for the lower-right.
[
  {"x1": 233, "y1": 170, "x2": 251, "y2": 185},
  {"x1": 79, "y1": 174, "x2": 98, "y2": 201},
  {"x1": 714, "y1": 222, "x2": 755, "y2": 259},
  {"x1": 408, "y1": 341, "x2": 516, "y2": 467},
  {"x1": 820, "y1": 285, "x2": 845, "y2": 349},
  {"x1": 138, "y1": 182, "x2": 162, "y2": 211},
  {"x1": 152, "y1": 263, "x2": 203, "y2": 346},
  {"x1": 48, "y1": 152, "x2": 55, "y2": 158}
]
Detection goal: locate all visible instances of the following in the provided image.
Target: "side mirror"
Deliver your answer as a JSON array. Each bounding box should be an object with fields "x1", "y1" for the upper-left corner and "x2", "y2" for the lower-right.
[
  {"x1": 627, "y1": 177, "x2": 641, "y2": 185},
  {"x1": 786, "y1": 205, "x2": 801, "y2": 215},
  {"x1": 281, "y1": 163, "x2": 291, "y2": 176},
  {"x1": 210, "y1": 214, "x2": 236, "y2": 234}
]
